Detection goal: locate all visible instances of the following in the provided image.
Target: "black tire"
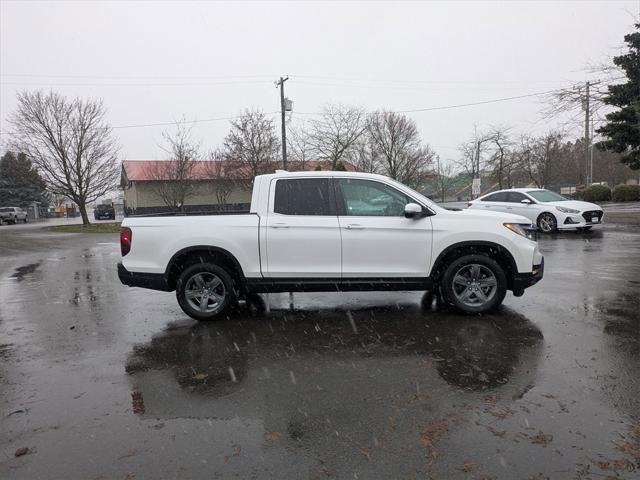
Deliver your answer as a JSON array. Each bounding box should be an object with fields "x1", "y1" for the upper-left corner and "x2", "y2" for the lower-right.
[
  {"x1": 176, "y1": 262, "x2": 236, "y2": 321},
  {"x1": 23, "y1": 217, "x2": 28, "y2": 223},
  {"x1": 537, "y1": 212, "x2": 558, "y2": 233},
  {"x1": 441, "y1": 254, "x2": 507, "y2": 314}
]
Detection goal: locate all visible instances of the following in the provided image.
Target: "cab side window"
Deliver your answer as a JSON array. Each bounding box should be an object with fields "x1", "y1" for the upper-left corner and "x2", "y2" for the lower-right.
[
  {"x1": 336, "y1": 179, "x2": 412, "y2": 217},
  {"x1": 273, "y1": 178, "x2": 333, "y2": 216}
]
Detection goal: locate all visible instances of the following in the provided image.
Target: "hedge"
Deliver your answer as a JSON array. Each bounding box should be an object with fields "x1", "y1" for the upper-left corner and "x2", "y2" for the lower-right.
[
  {"x1": 612, "y1": 184, "x2": 640, "y2": 202},
  {"x1": 581, "y1": 185, "x2": 611, "y2": 202}
]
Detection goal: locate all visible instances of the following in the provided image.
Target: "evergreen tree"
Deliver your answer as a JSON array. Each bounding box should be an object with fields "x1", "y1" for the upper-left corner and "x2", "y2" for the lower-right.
[
  {"x1": 0, "y1": 151, "x2": 49, "y2": 206},
  {"x1": 596, "y1": 24, "x2": 640, "y2": 169}
]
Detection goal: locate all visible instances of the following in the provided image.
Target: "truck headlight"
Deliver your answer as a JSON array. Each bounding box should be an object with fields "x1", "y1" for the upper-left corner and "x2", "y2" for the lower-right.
[
  {"x1": 556, "y1": 206, "x2": 580, "y2": 214},
  {"x1": 504, "y1": 223, "x2": 537, "y2": 241}
]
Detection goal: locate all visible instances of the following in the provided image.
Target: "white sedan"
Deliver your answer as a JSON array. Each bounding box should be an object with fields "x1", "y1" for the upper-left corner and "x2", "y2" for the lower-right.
[{"x1": 468, "y1": 188, "x2": 604, "y2": 233}]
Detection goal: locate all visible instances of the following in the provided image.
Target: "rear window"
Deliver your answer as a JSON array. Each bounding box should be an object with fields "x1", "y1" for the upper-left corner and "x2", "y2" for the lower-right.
[{"x1": 273, "y1": 178, "x2": 332, "y2": 216}]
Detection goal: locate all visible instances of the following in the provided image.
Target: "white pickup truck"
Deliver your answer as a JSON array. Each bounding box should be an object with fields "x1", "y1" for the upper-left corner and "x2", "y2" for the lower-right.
[{"x1": 118, "y1": 171, "x2": 543, "y2": 320}]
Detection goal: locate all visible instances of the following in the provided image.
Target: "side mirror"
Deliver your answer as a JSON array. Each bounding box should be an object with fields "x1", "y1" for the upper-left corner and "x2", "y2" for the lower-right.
[
  {"x1": 520, "y1": 199, "x2": 532, "y2": 205},
  {"x1": 404, "y1": 203, "x2": 423, "y2": 219}
]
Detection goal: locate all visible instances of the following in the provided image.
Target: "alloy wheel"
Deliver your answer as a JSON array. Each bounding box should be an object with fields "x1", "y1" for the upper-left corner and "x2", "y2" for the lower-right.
[
  {"x1": 451, "y1": 264, "x2": 498, "y2": 308},
  {"x1": 184, "y1": 272, "x2": 226, "y2": 313},
  {"x1": 538, "y1": 214, "x2": 555, "y2": 233}
]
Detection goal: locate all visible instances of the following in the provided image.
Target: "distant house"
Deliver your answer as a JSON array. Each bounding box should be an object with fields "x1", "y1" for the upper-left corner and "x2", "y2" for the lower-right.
[{"x1": 120, "y1": 159, "x2": 360, "y2": 214}]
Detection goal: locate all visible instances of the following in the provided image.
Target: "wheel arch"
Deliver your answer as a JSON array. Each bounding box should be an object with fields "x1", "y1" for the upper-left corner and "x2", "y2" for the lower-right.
[
  {"x1": 430, "y1": 241, "x2": 518, "y2": 290},
  {"x1": 165, "y1": 245, "x2": 246, "y2": 292}
]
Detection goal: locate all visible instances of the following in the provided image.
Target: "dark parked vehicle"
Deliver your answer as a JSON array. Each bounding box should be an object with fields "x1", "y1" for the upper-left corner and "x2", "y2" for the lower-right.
[
  {"x1": 94, "y1": 204, "x2": 116, "y2": 220},
  {"x1": 0, "y1": 207, "x2": 28, "y2": 224}
]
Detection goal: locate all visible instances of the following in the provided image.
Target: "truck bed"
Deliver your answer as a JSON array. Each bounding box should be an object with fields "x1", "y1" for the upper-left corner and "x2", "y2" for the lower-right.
[{"x1": 121, "y1": 213, "x2": 262, "y2": 277}]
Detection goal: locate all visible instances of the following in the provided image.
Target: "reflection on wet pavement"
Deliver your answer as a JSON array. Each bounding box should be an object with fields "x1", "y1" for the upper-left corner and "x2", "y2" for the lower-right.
[{"x1": 126, "y1": 302, "x2": 543, "y2": 412}]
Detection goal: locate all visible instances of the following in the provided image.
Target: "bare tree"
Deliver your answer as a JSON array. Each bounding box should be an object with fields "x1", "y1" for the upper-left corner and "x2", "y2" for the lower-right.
[
  {"x1": 203, "y1": 148, "x2": 236, "y2": 207},
  {"x1": 543, "y1": 81, "x2": 609, "y2": 122},
  {"x1": 349, "y1": 134, "x2": 383, "y2": 174},
  {"x1": 433, "y1": 156, "x2": 457, "y2": 202},
  {"x1": 486, "y1": 127, "x2": 514, "y2": 189},
  {"x1": 308, "y1": 104, "x2": 366, "y2": 169},
  {"x1": 287, "y1": 122, "x2": 313, "y2": 171},
  {"x1": 222, "y1": 109, "x2": 280, "y2": 186},
  {"x1": 8, "y1": 90, "x2": 119, "y2": 225},
  {"x1": 519, "y1": 132, "x2": 564, "y2": 188},
  {"x1": 456, "y1": 129, "x2": 493, "y2": 198},
  {"x1": 146, "y1": 123, "x2": 200, "y2": 212},
  {"x1": 367, "y1": 111, "x2": 436, "y2": 187}
]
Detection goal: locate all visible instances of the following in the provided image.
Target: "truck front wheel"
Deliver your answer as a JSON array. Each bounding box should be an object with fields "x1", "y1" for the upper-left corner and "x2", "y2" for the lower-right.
[
  {"x1": 441, "y1": 254, "x2": 507, "y2": 314},
  {"x1": 176, "y1": 263, "x2": 236, "y2": 321}
]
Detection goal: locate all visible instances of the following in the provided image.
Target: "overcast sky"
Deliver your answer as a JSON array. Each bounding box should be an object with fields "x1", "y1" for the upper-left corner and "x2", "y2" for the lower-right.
[{"x1": 1, "y1": 0, "x2": 638, "y2": 164}]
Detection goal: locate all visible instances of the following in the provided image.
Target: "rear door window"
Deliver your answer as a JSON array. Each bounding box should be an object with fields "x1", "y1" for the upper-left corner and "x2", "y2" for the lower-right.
[
  {"x1": 482, "y1": 192, "x2": 509, "y2": 202},
  {"x1": 273, "y1": 178, "x2": 333, "y2": 216}
]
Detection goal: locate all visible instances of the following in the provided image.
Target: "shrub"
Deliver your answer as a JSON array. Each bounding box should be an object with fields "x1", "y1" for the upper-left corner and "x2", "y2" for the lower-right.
[
  {"x1": 581, "y1": 185, "x2": 611, "y2": 202},
  {"x1": 612, "y1": 184, "x2": 640, "y2": 202}
]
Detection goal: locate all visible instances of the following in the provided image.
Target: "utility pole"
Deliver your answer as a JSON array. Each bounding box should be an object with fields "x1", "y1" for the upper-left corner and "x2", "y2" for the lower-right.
[
  {"x1": 276, "y1": 76, "x2": 289, "y2": 170},
  {"x1": 584, "y1": 81, "x2": 590, "y2": 186}
]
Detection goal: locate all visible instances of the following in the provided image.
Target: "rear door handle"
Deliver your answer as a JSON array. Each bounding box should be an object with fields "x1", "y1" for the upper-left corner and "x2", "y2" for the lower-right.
[
  {"x1": 271, "y1": 222, "x2": 289, "y2": 228},
  {"x1": 345, "y1": 224, "x2": 365, "y2": 230}
]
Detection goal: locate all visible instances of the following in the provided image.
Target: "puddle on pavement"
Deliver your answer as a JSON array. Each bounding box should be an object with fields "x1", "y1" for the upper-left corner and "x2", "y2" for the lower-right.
[{"x1": 9, "y1": 262, "x2": 41, "y2": 282}]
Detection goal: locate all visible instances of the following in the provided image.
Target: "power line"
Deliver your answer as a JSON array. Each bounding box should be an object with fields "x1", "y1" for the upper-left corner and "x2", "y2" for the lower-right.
[
  {"x1": 0, "y1": 73, "x2": 277, "y2": 80},
  {"x1": 2, "y1": 72, "x2": 623, "y2": 87},
  {"x1": 0, "y1": 80, "x2": 275, "y2": 87},
  {"x1": 294, "y1": 89, "x2": 560, "y2": 116},
  {"x1": 0, "y1": 79, "x2": 623, "y2": 136},
  {"x1": 0, "y1": 112, "x2": 281, "y2": 136},
  {"x1": 1, "y1": 72, "x2": 612, "y2": 84},
  {"x1": 0, "y1": 89, "x2": 572, "y2": 136}
]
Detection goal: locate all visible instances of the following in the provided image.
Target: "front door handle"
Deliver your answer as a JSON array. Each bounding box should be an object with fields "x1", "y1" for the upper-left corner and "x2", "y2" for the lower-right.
[
  {"x1": 345, "y1": 224, "x2": 365, "y2": 230},
  {"x1": 271, "y1": 222, "x2": 289, "y2": 228}
]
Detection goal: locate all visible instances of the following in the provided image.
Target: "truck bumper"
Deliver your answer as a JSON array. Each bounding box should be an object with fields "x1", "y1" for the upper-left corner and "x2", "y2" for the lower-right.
[
  {"x1": 512, "y1": 258, "x2": 544, "y2": 296},
  {"x1": 117, "y1": 263, "x2": 172, "y2": 291}
]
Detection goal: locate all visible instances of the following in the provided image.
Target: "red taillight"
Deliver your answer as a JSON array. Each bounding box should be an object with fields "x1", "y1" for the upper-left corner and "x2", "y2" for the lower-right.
[{"x1": 120, "y1": 227, "x2": 132, "y2": 256}]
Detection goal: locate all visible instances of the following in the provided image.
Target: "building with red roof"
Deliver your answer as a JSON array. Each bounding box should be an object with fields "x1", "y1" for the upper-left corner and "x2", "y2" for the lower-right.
[{"x1": 120, "y1": 159, "x2": 360, "y2": 213}]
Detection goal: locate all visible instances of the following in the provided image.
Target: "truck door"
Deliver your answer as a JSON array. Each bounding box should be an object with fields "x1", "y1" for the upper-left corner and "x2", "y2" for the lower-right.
[
  {"x1": 335, "y1": 178, "x2": 432, "y2": 278},
  {"x1": 264, "y1": 177, "x2": 341, "y2": 278}
]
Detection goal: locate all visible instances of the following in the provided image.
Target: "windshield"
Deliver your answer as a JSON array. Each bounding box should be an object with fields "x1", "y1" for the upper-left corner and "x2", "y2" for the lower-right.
[{"x1": 527, "y1": 190, "x2": 568, "y2": 202}]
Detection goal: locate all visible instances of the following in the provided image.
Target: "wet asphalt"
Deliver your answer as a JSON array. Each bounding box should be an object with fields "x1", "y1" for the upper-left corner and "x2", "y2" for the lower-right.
[{"x1": 0, "y1": 221, "x2": 638, "y2": 479}]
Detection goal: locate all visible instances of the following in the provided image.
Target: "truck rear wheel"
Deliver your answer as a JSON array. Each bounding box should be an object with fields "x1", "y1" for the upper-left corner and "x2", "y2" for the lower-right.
[
  {"x1": 176, "y1": 263, "x2": 236, "y2": 321},
  {"x1": 441, "y1": 254, "x2": 507, "y2": 314}
]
